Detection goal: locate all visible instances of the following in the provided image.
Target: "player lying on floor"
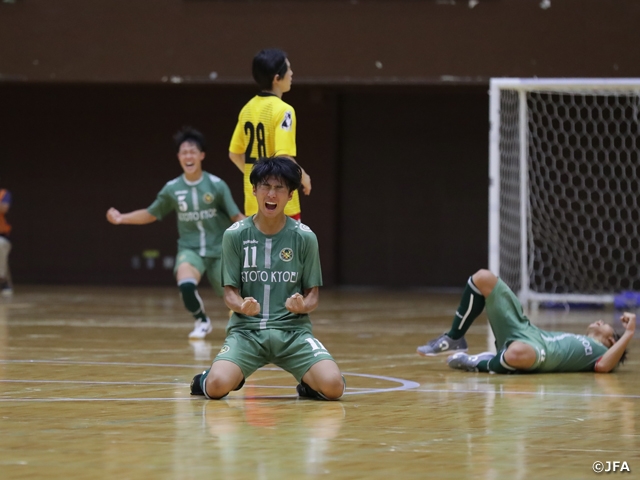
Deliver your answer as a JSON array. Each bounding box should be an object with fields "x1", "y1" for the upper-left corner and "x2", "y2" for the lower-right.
[{"x1": 416, "y1": 269, "x2": 635, "y2": 374}]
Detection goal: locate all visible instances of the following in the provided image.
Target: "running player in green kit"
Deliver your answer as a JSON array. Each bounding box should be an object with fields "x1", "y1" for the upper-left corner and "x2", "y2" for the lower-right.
[
  {"x1": 106, "y1": 127, "x2": 245, "y2": 339},
  {"x1": 417, "y1": 269, "x2": 635, "y2": 374},
  {"x1": 190, "y1": 156, "x2": 345, "y2": 400}
]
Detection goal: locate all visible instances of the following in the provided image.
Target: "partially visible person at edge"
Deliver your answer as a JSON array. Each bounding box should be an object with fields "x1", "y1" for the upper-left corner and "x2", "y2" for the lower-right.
[{"x1": 0, "y1": 183, "x2": 12, "y2": 296}]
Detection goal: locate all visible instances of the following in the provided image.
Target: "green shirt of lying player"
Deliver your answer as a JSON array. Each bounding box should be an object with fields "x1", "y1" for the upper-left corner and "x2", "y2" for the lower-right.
[
  {"x1": 190, "y1": 156, "x2": 345, "y2": 401},
  {"x1": 417, "y1": 269, "x2": 635, "y2": 374},
  {"x1": 106, "y1": 127, "x2": 245, "y2": 340}
]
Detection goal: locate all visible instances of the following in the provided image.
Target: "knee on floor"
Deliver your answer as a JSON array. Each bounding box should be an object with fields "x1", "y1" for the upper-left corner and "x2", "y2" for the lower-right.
[
  {"x1": 318, "y1": 374, "x2": 345, "y2": 400},
  {"x1": 204, "y1": 373, "x2": 233, "y2": 399}
]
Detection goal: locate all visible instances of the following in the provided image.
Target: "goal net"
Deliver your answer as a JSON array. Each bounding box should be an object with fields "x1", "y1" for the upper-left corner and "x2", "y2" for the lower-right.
[{"x1": 489, "y1": 78, "x2": 640, "y2": 306}]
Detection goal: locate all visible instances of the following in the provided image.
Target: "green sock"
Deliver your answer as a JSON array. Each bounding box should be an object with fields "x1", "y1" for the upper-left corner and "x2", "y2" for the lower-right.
[
  {"x1": 477, "y1": 349, "x2": 517, "y2": 374},
  {"x1": 178, "y1": 279, "x2": 208, "y2": 322},
  {"x1": 447, "y1": 277, "x2": 486, "y2": 340}
]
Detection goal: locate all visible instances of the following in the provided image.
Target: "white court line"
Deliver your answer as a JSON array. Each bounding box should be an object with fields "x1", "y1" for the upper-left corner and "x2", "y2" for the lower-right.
[
  {"x1": 0, "y1": 359, "x2": 204, "y2": 368},
  {"x1": 0, "y1": 379, "x2": 375, "y2": 390},
  {"x1": 0, "y1": 379, "x2": 182, "y2": 386},
  {"x1": 412, "y1": 387, "x2": 640, "y2": 399},
  {"x1": 0, "y1": 359, "x2": 421, "y2": 401}
]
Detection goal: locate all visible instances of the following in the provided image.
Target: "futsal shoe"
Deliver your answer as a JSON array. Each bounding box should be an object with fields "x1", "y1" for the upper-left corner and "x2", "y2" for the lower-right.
[
  {"x1": 189, "y1": 317, "x2": 213, "y2": 339},
  {"x1": 296, "y1": 381, "x2": 328, "y2": 400},
  {"x1": 417, "y1": 333, "x2": 468, "y2": 356},
  {"x1": 447, "y1": 352, "x2": 495, "y2": 372},
  {"x1": 297, "y1": 375, "x2": 346, "y2": 400},
  {"x1": 190, "y1": 370, "x2": 243, "y2": 398},
  {"x1": 190, "y1": 370, "x2": 208, "y2": 396}
]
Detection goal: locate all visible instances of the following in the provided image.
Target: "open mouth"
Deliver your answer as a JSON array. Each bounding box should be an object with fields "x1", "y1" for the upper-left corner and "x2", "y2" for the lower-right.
[{"x1": 265, "y1": 202, "x2": 277, "y2": 211}]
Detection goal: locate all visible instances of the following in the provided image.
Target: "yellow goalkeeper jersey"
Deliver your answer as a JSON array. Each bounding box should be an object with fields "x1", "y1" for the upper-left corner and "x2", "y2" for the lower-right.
[{"x1": 229, "y1": 92, "x2": 301, "y2": 217}]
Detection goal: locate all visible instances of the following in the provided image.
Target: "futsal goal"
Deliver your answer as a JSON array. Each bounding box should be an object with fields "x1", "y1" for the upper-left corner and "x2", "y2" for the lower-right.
[{"x1": 489, "y1": 78, "x2": 640, "y2": 306}]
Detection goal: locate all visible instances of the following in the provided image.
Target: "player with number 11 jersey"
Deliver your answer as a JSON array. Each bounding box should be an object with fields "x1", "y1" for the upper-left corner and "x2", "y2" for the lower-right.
[{"x1": 222, "y1": 216, "x2": 321, "y2": 333}]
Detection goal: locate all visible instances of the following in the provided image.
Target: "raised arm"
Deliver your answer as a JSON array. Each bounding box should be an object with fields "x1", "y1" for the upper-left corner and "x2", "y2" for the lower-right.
[
  {"x1": 106, "y1": 208, "x2": 157, "y2": 225},
  {"x1": 284, "y1": 156, "x2": 312, "y2": 196},
  {"x1": 595, "y1": 312, "x2": 636, "y2": 373}
]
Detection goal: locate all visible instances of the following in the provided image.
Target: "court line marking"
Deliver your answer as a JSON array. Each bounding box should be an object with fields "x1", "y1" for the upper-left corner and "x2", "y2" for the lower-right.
[
  {"x1": 412, "y1": 388, "x2": 640, "y2": 399},
  {"x1": 2, "y1": 380, "x2": 633, "y2": 398},
  {"x1": 0, "y1": 360, "x2": 420, "y2": 400},
  {"x1": 0, "y1": 359, "x2": 208, "y2": 368},
  {"x1": 0, "y1": 379, "x2": 372, "y2": 390}
]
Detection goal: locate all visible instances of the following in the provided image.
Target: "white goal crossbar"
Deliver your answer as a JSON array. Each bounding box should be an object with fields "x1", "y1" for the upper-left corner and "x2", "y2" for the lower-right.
[{"x1": 489, "y1": 78, "x2": 640, "y2": 306}]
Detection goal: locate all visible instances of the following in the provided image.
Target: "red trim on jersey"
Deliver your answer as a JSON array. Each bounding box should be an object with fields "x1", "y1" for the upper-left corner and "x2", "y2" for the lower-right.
[
  {"x1": 594, "y1": 357, "x2": 604, "y2": 372},
  {"x1": 288, "y1": 213, "x2": 301, "y2": 221}
]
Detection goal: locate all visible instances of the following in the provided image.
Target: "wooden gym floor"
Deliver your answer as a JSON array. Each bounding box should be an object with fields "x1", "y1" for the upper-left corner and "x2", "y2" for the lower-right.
[{"x1": 1, "y1": 286, "x2": 638, "y2": 479}]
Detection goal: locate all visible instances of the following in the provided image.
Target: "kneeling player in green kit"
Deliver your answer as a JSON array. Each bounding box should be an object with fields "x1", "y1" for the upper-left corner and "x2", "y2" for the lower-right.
[
  {"x1": 190, "y1": 156, "x2": 345, "y2": 399},
  {"x1": 417, "y1": 269, "x2": 635, "y2": 374}
]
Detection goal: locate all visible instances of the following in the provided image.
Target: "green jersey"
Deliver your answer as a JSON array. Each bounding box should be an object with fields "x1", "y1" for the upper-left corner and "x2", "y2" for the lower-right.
[
  {"x1": 147, "y1": 172, "x2": 241, "y2": 258},
  {"x1": 532, "y1": 329, "x2": 609, "y2": 373},
  {"x1": 486, "y1": 280, "x2": 609, "y2": 373},
  {"x1": 221, "y1": 216, "x2": 323, "y2": 334}
]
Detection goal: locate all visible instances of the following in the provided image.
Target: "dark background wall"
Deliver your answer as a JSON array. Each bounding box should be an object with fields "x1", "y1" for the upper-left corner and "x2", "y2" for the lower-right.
[
  {"x1": 1, "y1": 0, "x2": 638, "y2": 287},
  {"x1": 2, "y1": 0, "x2": 639, "y2": 83}
]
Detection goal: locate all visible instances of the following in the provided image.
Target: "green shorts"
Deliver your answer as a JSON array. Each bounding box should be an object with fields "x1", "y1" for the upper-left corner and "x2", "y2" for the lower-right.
[
  {"x1": 485, "y1": 279, "x2": 545, "y2": 369},
  {"x1": 213, "y1": 329, "x2": 337, "y2": 382},
  {"x1": 174, "y1": 249, "x2": 223, "y2": 296}
]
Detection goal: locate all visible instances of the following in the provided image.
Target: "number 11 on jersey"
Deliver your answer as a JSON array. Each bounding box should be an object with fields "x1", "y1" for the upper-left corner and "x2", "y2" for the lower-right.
[{"x1": 244, "y1": 246, "x2": 257, "y2": 268}]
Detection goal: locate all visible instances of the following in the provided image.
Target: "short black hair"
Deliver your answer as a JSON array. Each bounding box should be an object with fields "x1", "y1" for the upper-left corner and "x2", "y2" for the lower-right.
[
  {"x1": 173, "y1": 126, "x2": 207, "y2": 153},
  {"x1": 250, "y1": 156, "x2": 301, "y2": 193},
  {"x1": 252, "y1": 49, "x2": 288, "y2": 91},
  {"x1": 613, "y1": 330, "x2": 628, "y2": 364}
]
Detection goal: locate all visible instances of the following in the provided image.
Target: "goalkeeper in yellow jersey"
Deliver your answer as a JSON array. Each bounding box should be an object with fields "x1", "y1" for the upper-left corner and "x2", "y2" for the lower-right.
[{"x1": 229, "y1": 48, "x2": 311, "y2": 221}]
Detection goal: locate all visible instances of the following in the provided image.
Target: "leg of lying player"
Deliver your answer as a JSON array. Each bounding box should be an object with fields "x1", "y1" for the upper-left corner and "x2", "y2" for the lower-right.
[
  {"x1": 417, "y1": 269, "x2": 496, "y2": 356},
  {"x1": 297, "y1": 359, "x2": 345, "y2": 400},
  {"x1": 448, "y1": 341, "x2": 538, "y2": 373}
]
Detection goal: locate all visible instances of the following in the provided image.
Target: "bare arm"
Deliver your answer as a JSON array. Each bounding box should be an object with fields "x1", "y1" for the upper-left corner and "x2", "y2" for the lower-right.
[
  {"x1": 230, "y1": 213, "x2": 246, "y2": 223},
  {"x1": 283, "y1": 156, "x2": 312, "y2": 196},
  {"x1": 0, "y1": 202, "x2": 8, "y2": 214},
  {"x1": 229, "y1": 152, "x2": 246, "y2": 174},
  {"x1": 595, "y1": 312, "x2": 636, "y2": 373},
  {"x1": 106, "y1": 208, "x2": 157, "y2": 225},
  {"x1": 285, "y1": 287, "x2": 319, "y2": 314},
  {"x1": 224, "y1": 285, "x2": 261, "y2": 316}
]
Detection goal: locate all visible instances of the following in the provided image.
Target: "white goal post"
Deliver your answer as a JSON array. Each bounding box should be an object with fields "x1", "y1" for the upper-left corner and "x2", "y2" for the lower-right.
[{"x1": 489, "y1": 78, "x2": 640, "y2": 306}]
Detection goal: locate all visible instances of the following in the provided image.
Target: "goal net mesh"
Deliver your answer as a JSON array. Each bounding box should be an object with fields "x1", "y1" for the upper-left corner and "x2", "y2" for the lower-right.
[{"x1": 494, "y1": 83, "x2": 640, "y2": 303}]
